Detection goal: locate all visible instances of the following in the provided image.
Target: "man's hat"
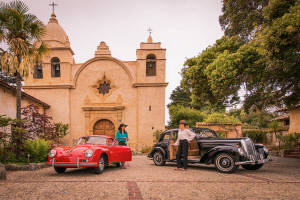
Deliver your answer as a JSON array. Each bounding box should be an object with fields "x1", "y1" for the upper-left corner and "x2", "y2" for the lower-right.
[
  {"x1": 179, "y1": 120, "x2": 187, "y2": 125},
  {"x1": 120, "y1": 123, "x2": 128, "y2": 127}
]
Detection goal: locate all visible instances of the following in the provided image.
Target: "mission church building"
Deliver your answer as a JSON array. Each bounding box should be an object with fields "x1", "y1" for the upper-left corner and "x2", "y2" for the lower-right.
[{"x1": 23, "y1": 13, "x2": 167, "y2": 150}]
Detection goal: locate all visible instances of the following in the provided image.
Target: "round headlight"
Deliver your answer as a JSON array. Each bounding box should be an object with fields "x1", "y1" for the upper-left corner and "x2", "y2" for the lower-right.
[
  {"x1": 85, "y1": 149, "x2": 93, "y2": 158},
  {"x1": 49, "y1": 149, "x2": 56, "y2": 158},
  {"x1": 263, "y1": 146, "x2": 269, "y2": 154},
  {"x1": 237, "y1": 148, "x2": 245, "y2": 156}
]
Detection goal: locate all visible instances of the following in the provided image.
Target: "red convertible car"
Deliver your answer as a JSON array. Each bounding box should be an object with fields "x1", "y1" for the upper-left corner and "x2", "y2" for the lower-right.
[{"x1": 47, "y1": 135, "x2": 132, "y2": 174}]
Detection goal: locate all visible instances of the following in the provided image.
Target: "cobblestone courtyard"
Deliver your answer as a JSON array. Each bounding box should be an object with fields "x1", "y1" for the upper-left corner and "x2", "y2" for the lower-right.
[{"x1": 1, "y1": 156, "x2": 300, "y2": 200}]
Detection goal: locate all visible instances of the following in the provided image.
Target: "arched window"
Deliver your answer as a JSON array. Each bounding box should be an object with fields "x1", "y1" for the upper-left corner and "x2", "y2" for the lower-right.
[
  {"x1": 51, "y1": 57, "x2": 60, "y2": 77},
  {"x1": 33, "y1": 63, "x2": 43, "y2": 79},
  {"x1": 146, "y1": 54, "x2": 156, "y2": 76}
]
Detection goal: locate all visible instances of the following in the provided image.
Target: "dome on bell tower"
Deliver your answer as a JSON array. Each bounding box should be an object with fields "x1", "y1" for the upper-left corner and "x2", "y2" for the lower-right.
[{"x1": 42, "y1": 14, "x2": 71, "y2": 48}]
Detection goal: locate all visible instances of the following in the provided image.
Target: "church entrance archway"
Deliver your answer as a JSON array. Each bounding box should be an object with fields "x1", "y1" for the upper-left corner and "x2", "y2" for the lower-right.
[{"x1": 93, "y1": 119, "x2": 115, "y2": 138}]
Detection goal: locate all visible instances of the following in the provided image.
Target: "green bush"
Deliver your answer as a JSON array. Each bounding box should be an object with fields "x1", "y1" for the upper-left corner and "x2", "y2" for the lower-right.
[
  {"x1": 168, "y1": 105, "x2": 207, "y2": 128},
  {"x1": 153, "y1": 129, "x2": 163, "y2": 142},
  {"x1": 24, "y1": 138, "x2": 50, "y2": 163},
  {"x1": 140, "y1": 146, "x2": 152, "y2": 154},
  {"x1": 242, "y1": 130, "x2": 265, "y2": 143},
  {"x1": 216, "y1": 131, "x2": 227, "y2": 138},
  {"x1": 281, "y1": 132, "x2": 300, "y2": 149},
  {"x1": 205, "y1": 112, "x2": 241, "y2": 124}
]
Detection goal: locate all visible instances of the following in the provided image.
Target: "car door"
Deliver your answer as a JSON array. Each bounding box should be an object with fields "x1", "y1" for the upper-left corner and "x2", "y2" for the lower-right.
[
  {"x1": 168, "y1": 130, "x2": 178, "y2": 160},
  {"x1": 106, "y1": 138, "x2": 124, "y2": 163}
]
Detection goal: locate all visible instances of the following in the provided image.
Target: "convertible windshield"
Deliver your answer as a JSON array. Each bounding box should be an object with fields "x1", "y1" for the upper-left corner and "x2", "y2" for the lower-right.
[{"x1": 77, "y1": 136, "x2": 107, "y2": 145}]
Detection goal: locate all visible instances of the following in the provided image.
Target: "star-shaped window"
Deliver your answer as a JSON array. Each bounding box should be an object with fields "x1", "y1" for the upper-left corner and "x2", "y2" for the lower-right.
[{"x1": 97, "y1": 81, "x2": 111, "y2": 95}]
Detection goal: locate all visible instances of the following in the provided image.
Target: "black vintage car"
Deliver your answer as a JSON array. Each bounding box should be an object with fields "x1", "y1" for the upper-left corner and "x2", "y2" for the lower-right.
[{"x1": 148, "y1": 128, "x2": 270, "y2": 173}]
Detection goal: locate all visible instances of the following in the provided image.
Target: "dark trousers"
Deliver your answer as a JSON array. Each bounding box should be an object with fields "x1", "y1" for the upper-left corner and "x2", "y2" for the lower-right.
[
  {"x1": 119, "y1": 141, "x2": 127, "y2": 146},
  {"x1": 176, "y1": 139, "x2": 189, "y2": 169}
]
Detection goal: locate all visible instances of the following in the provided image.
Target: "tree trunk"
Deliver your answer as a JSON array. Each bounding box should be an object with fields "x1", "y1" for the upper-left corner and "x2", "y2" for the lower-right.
[
  {"x1": 15, "y1": 71, "x2": 22, "y2": 158},
  {"x1": 16, "y1": 72, "x2": 22, "y2": 120}
]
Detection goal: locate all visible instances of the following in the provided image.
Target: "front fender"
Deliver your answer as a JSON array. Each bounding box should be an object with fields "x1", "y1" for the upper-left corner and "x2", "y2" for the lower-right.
[
  {"x1": 148, "y1": 147, "x2": 166, "y2": 159},
  {"x1": 200, "y1": 146, "x2": 240, "y2": 164},
  {"x1": 93, "y1": 148, "x2": 110, "y2": 162}
]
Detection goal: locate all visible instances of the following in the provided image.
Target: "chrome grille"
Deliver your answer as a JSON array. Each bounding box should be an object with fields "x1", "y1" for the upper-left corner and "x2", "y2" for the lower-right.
[{"x1": 242, "y1": 138, "x2": 257, "y2": 160}]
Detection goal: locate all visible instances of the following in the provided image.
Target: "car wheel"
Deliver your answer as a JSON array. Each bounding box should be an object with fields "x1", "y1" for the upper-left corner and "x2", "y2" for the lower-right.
[
  {"x1": 242, "y1": 164, "x2": 264, "y2": 170},
  {"x1": 214, "y1": 153, "x2": 237, "y2": 173},
  {"x1": 94, "y1": 155, "x2": 105, "y2": 174},
  {"x1": 54, "y1": 167, "x2": 66, "y2": 173},
  {"x1": 153, "y1": 151, "x2": 166, "y2": 166}
]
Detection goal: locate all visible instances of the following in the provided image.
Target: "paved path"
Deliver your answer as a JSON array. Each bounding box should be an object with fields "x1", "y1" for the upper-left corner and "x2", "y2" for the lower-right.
[{"x1": 1, "y1": 156, "x2": 300, "y2": 200}]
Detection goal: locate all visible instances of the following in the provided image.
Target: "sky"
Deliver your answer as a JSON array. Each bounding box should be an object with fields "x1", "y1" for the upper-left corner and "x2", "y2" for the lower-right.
[{"x1": 3, "y1": 0, "x2": 224, "y2": 124}]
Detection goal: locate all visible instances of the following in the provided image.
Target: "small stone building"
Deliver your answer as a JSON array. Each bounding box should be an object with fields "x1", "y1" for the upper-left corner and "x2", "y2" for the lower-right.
[
  {"x1": 0, "y1": 80, "x2": 50, "y2": 120},
  {"x1": 23, "y1": 14, "x2": 168, "y2": 150}
]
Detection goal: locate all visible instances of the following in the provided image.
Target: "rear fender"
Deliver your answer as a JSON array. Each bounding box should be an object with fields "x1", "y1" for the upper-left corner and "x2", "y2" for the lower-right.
[{"x1": 200, "y1": 146, "x2": 239, "y2": 164}]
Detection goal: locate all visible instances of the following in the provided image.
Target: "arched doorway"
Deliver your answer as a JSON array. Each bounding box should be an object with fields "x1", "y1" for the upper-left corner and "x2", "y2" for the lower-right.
[{"x1": 93, "y1": 119, "x2": 115, "y2": 138}]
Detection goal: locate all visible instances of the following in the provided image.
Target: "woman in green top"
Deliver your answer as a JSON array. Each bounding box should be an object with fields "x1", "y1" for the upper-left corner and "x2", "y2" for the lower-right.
[
  {"x1": 115, "y1": 123, "x2": 129, "y2": 169},
  {"x1": 116, "y1": 123, "x2": 128, "y2": 146}
]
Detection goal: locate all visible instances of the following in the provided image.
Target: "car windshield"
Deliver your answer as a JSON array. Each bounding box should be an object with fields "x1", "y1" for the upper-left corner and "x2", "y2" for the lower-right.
[{"x1": 77, "y1": 136, "x2": 107, "y2": 145}]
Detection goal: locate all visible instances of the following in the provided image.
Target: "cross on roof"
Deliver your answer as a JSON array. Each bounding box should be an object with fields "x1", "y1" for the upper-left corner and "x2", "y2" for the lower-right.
[
  {"x1": 147, "y1": 27, "x2": 152, "y2": 36},
  {"x1": 49, "y1": 2, "x2": 58, "y2": 14}
]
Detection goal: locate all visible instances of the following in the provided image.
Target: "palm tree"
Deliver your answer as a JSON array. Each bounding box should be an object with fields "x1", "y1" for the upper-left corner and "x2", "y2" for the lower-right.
[{"x1": 0, "y1": 0, "x2": 47, "y2": 157}]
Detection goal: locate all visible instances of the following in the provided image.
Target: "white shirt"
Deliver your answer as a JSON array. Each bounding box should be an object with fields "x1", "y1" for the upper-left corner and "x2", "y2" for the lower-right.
[{"x1": 174, "y1": 129, "x2": 196, "y2": 146}]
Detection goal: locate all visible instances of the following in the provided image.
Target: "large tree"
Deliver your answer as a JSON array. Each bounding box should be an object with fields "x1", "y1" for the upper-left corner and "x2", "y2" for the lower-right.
[
  {"x1": 0, "y1": 0, "x2": 47, "y2": 157},
  {"x1": 182, "y1": 0, "x2": 300, "y2": 112},
  {"x1": 219, "y1": 0, "x2": 269, "y2": 41},
  {"x1": 167, "y1": 85, "x2": 192, "y2": 108}
]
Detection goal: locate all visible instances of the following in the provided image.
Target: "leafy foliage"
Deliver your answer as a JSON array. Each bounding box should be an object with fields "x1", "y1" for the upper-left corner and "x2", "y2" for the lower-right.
[
  {"x1": 280, "y1": 132, "x2": 300, "y2": 149},
  {"x1": 21, "y1": 104, "x2": 55, "y2": 140},
  {"x1": 24, "y1": 138, "x2": 50, "y2": 162},
  {"x1": 0, "y1": 106, "x2": 68, "y2": 163},
  {"x1": 204, "y1": 113, "x2": 241, "y2": 124},
  {"x1": 0, "y1": 115, "x2": 27, "y2": 163},
  {"x1": 242, "y1": 129, "x2": 265, "y2": 143},
  {"x1": 181, "y1": 0, "x2": 300, "y2": 112},
  {"x1": 168, "y1": 105, "x2": 207, "y2": 128},
  {"x1": 140, "y1": 146, "x2": 152, "y2": 154},
  {"x1": 0, "y1": 0, "x2": 48, "y2": 158},
  {"x1": 21, "y1": 104, "x2": 69, "y2": 144},
  {"x1": 219, "y1": 0, "x2": 269, "y2": 41},
  {"x1": 181, "y1": 36, "x2": 244, "y2": 110},
  {"x1": 167, "y1": 85, "x2": 192, "y2": 108},
  {"x1": 152, "y1": 129, "x2": 163, "y2": 142}
]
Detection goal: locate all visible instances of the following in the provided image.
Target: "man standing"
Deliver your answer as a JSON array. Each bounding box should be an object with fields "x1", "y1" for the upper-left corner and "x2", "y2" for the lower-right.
[{"x1": 173, "y1": 120, "x2": 196, "y2": 171}]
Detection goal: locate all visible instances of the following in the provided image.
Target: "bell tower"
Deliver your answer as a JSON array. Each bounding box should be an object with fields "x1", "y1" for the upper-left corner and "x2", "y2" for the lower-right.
[
  {"x1": 136, "y1": 32, "x2": 166, "y2": 84},
  {"x1": 24, "y1": 13, "x2": 75, "y2": 86},
  {"x1": 135, "y1": 32, "x2": 167, "y2": 150}
]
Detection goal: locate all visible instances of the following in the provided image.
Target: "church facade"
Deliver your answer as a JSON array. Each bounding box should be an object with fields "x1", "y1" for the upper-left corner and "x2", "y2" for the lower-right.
[{"x1": 23, "y1": 14, "x2": 167, "y2": 150}]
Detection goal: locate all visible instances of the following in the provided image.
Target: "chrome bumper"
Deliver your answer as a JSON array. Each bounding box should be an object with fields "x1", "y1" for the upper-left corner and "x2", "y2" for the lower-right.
[
  {"x1": 235, "y1": 157, "x2": 270, "y2": 165},
  {"x1": 47, "y1": 158, "x2": 97, "y2": 168}
]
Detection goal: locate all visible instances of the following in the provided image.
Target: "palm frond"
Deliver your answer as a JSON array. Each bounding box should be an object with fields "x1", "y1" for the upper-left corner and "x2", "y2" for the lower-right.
[
  {"x1": 7, "y1": 0, "x2": 29, "y2": 16},
  {"x1": 0, "y1": 0, "x2": 47, "y2": 78}
]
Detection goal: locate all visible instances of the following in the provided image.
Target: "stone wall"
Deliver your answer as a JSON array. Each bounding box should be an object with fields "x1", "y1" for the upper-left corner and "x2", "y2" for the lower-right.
[{"x1": 196, "y1": 122, "x2": 242, "y2": 138}]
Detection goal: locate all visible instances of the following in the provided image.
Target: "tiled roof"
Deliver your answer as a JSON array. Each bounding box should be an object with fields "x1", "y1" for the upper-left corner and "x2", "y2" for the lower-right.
[
  {"x1": 0, "y1": 80, "x2": 50, "y2": 108},
  {"x1": 271, "y1": 114, "x2": 289, "y2": 121}
]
